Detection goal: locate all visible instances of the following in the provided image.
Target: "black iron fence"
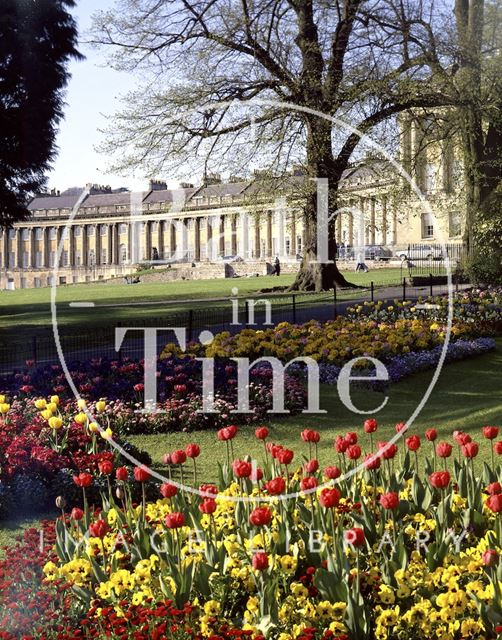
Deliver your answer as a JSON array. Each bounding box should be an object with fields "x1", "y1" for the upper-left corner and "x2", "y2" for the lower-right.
[{"x1": 0, "y1": 275, "x2": 468, "y2": 373}]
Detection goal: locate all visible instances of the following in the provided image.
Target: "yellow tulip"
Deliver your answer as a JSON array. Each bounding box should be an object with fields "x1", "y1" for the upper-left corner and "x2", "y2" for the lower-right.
[
  {"x1": 48, "y1": 416, "x2": 63, "y2": 430},
  {"x1": 41, "y1": 409, "x2": 53, "y2": 420},
  {"x1": 47, "y1": 402, "x2": 58, "y2": 413},
  {"x1": 34, "y1": 398, "x2": 47, "y2": 409},
  {"x1": 50, "y1": 395, "x2": 60, "y2": 405},
  {"x1": 89, "y1": 422, "x2": 99, "y2": 433},
  {"x1": 95, "y1": 400, "x2": 106, "y2": 413},
  {"x1": 0, "y1": 395, "x2": 5, "y2": 404},
  {"x1": 74, "y1": 413, "x2": 88, "y2": 425},
  {"x1": 77, "y1": 399, "x2": 87, "y2": 410},
  {"x1": 100, "y1": 427, "x2": 113, "y2": 440},
  {"x1": 0, "y1": 403, "x2": 10, "y2": 414}
]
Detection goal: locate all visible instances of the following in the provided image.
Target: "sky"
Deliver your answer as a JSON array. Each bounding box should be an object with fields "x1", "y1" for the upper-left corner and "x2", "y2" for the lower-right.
[{"x1": 47, "y1": 0, "x2": 152, "y2": 193}]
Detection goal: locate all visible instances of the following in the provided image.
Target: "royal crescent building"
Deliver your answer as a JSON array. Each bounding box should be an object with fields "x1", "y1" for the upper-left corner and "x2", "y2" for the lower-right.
[{"x1": 0, "y1": 119, "x2": 466, "y2": 289}]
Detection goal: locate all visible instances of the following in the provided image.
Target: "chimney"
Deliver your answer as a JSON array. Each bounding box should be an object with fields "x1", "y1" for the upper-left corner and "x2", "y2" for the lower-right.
[
  {"x1": 204, "y1": 172, "x2": 222, "y2": 185},
  {"x1": 229, "y1": 175, "x2": 244, "y2": 183},
  {"x1": 149, "y1": 179, "x2": 167, "y2": 191},
  {"x1": 180, "y1": 182, "x2": 194, "y2": 189},
  {"x1": 291, "y1": 164, "x2": 305, "y2": 177}
]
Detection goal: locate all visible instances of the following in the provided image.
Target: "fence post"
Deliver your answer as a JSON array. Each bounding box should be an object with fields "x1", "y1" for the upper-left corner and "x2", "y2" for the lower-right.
[
  {"x1": 370, "y1": 281, "x2": 374, "y2": 302},
  {"x1": 32, "y1": 336, "x2": 37, "y2": 364},
  {"x1": 188, "y1": 309, "x2": 193, "y2": 342},
  {"x1": 333, "y1": 284, "x2": 338, "y2": 319},
  {"x1": 292, "y1": 294, "x2": 296, "y2": 323},
  {"x1": 429, "y1": 273, "x2": 433, "y2": 297},
  {"x1": 402, "y1": 277, "x2": 406, "y2": 302}
]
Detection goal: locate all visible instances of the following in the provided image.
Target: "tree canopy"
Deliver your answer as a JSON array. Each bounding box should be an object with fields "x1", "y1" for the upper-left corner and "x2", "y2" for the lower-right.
[{"x1": 0, "y1": 0, "x2": 82, "y2": 228}]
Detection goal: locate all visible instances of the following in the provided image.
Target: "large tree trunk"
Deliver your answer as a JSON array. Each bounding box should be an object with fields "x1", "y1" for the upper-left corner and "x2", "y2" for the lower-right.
[{"x1": 290, "y1": 117, "x2": 356, "y2": 291}]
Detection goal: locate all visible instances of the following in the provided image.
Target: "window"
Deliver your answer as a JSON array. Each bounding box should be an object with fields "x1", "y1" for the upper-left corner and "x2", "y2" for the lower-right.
[
  {"x1": 199, "y1": 218, "x2": 206, "y2": 229},
  {"x1": 100, "y1": 225, "x2": 108, "y2": 236},
  {"x1": 449, "y1": 212, "x2": 462, "y2": 238},
  {"x1": 35, "y1": 251, "x2": 43, "y2": 267},
  {"x1": 62, "y1": 250, "x2": 69, "y2": 266},
  {"x1": 120, "y1": 244, "x2": 128, "y2": 264},
  {"x1": 62, "y1": 228, "x2": 69, "y2": 240},
  {"x1": 47, "y1": 276, "x2": 53, "y2": 286},
  {"x1": 59, "y1": 276, "x2": 67, "y2": 285},
  {"x1": 35, "y1": 228, "x2": 43, "y2": 240},
  {"x1": 8, "y1": 252, "x2": 15, "y2": 267},
  {"x1": 22, "y1": 229, "x2": 29, "y2": 240},
  {"x1": 49, "y1": 228, "x2": 57, "y2": 239},
  {"x1": 101, "y1": 248, "x2": 107, "y2": 264},
  {"x1": 285, "y1": 238, "x2": 291, "y2": 255},
  {"x1": 297, "y1": 236, "x2": 302, "y2": 254},
  {"x1": 75, "y1": 250, "x2": 81, "y2": 266},
  {"x1": 87, "y1": 226, "x2": 95, "y2": 236},
  {"x1": 425, "y1": 164, "x2": 436, "y2": 192},
  {"x1": 88, "y1": 249, "x2": 95, "y2": 265},
  {"x1": 20, "y1": 278, "x2": 26, "y2": 289},
  {"x1": 22, "y1": 251, "x2": 29, "y2": 267},
  {"x1": 34, "y1": 277, "x2": 41, "y2": 288},
  {"x1": 74, "y1": 226, "x2": 82, "y2": 236},
  {"x1": 119, "y1": 224, "x2": 128, "y2": 235},
  {"x1": 421, "y1": 213, "x2": 434, "y2": 239}
]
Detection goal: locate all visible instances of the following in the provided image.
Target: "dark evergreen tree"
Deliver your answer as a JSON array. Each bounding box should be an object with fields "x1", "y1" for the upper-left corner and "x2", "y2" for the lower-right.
[{"x1": 0, "y1": 0, "x2": 82, "y2": 227}]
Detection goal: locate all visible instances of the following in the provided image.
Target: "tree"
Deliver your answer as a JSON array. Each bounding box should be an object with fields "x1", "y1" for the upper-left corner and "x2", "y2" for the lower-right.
[
  {"x1": 92, "y1": 0, "x2": 455, "y2": 290},
  {"x1": 0, "y1": 0, "x2": 82, "y2": 228}
]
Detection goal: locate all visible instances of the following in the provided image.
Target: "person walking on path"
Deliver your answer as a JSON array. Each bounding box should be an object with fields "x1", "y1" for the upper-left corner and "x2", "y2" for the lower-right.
[{"x1": 274, "y1": 256, "x2": 281, "y2": 276}]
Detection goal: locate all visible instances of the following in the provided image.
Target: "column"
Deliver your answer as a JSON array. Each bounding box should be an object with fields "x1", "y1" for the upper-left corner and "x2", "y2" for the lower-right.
[
  {"x1": 348, "y1": 212, "x2": 354, "y2": 245},
  {"x1": 290, "y1": 211, "x2": 296, "y2": 255},
  {"x1": 95, "y1": 226, "x2": 102, "y2": 266},
  {"x1": 266, "y1": 210, "x2": 273, "y2": 257},
  {"x1": 16, "y1": 229, "x2": 22, "y2": 268},
  {"x1": 29, "y1": 228, "x2": 36, "y2": 268},
  {"x1": 370, "y1": 198, "x2": 376, "y2": 245},
  {"x1": 254, "y1": 213, "x2": 261, "y2": 258},
  {"x1": 219, "y1": 216, "x2": 225, "y2": 256},
  {"x1": 194, "y1": 218, "x2": 201, "y2": 261},
  {"x1": 392, "y1": 209, "x2": 398, "y2": 245},
  {"x1": 206, "y1": 216, "x2": 213, "y2": 261},
  {"x1": 69, "y1": 226, "x2": 76, "y2": 267},
  {"x1": 113, "y1": 223, "x2": 120, "y2": 264},
  {"x1": 105, "y1": 224, "x2": 112, "y2": 264},
  {"x1": 336, "y1": 210, "x2": 342, "y2": 243},
  {"x1": 238, "y1": 213, "x2": 248, "y2": 259},
  {"x1": 381, "y1": 196, "x2": 388, "y2": 245},
  {"x1": 144, "y1": 221, "x2": 152, "y2": 261},
  {"x1": 82, "y1": 225, "x2": 88, "y2": 267},
  {"x1": 157, "y1": 220, "x2": 164, "y2": 260},
  {"x1": 56, "y1": 227, "x2": 63, "y2": 267},
  {"x1": 169, "y1": 220, "x2": 177, "y2": 259},
  {"x1": 43, "y1": 228, "x2": 50, "y2": 267},
  {"x1": 3, "y1": 230, "x2": 9, "y2": 268}
]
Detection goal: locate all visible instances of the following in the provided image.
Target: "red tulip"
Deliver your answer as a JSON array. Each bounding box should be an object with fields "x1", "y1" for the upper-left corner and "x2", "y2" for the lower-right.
[
  {"x1": 232, "y1": 459, "x2": 252, "y2": 478},
  {"x1": 304, "y1": 459, "x2": 319, "y2": 474},
  {"x1": 165, "y1": 512, "x2": 185, "y2": 529},
  {"x1": 252, "y1": 551, "x2": 269, "y2": 571},
  {"x1": 379, "y1": 492, "x2": 399, "y2": 510},
  {"x1": 483, "y1": 426, "x2": 499, "y2": 440},
  {"x1": 405, "y1": 435, "x2": 421, "y2": 451},
  {"x1": 73, "y1": 472, "x2": 93, "y2": 488},
  {"x1": 319, "y1": 487, "x2": 340, "y2": 509},
  {"x1": 115, "y1": 466, "x2": 128, "y2": 481},
  {"x1": 218, "y1": 425, "x2": 238, "y2": 441},
  {"x1": 344, "y1": 527, "x2": 365, "y2": 548},
  {"x1": 71, "y1": 507, "x2": 84, "y2": 521},
  {"x1": 300, "y1": 476, "x2": 318, "y2": 492},
  {"x1": 482, "y1": 549, "x2": 499, "y2": 567},
  {"x1": 324, "y1": 466, "x2": 342, "y2": 479},
  {"x1": 255, "y1": 426, "x2": 269, "y2": 440},
  {"x1": 199, "y1": 498, "x2": 217, "y2": 515},
  {"x1": 264, "y1": 477, "x2": 286, "y2": 495},
  {"x1": 249, "y1": 507, "x2": 272, "y2": 527},
  {"x1": 171, "y1": 449, "x2": 187, "y2": 465},
  {"x1": 429, "y1": 471, "x2": 450, "y2": 489},
  {"x1": 462, "y1": 442, "x2": 479, "y2": 458},
  {"x1": 160, "y1": 483, "x2": 177, "y2": 498},
  {"x1": 89, "y1": 518, "x2": 109, "y2": 539},
  {"x1": 162, "y1": 453, "x2": 173, "y2": 465},
  {"x1": 494, "y1": 441, "x2": 502, "y2": 455},
  {"x1": 334, "y1": 436, "x2": 348, "y2": 453},
  {"x1": 487, "y1": 482, "x2": 502, "y2": 495},
  {"x1": 185, "y1": 443, "x2": 201, "y2": 458},
  {"x1": 378, "y1": 441, "x2": 398, "y2": 459},
  {"x1": 425, "y1": 428, "x2": 438, "y2": 442},
  {"x1": 344, "y1": 432, "x2": 358, "y2": 445},
  {"x1": 363, "y1": 418, "x2": 377, "y2": 433},
  {"x1": 276, "y1": 448, "x2": 294, "y2": 465},
  {"x1": 346, "y1": 444, "x2": 361, "y2": 460},
  {"x1": 133, "y1": 466, "x2": 151, "y2": 483},
  {"x1": 199, "y1": 483, "x2": 219, "y2": 496},
  {"x1": 98, "y1": 460, "x2": 114, "y2": 475},
  {"x1": 436, "y1": 442, "x2": 452, "y2": 458},
  {"x1": 363, "y1": 453, "x2": 381, "y2": 470},
  {"x1": 310, "y1": 430, "x2": 320, "y2": 443},
  {"x1": 395, "y1": 422, "x2": 407, "y2": 433},
  {"x1": 251, "y1": 467, "x2": 264, "y2": 482},
  {"x1": 486, "y1": 494, "x2": 502, "y2": 513}
]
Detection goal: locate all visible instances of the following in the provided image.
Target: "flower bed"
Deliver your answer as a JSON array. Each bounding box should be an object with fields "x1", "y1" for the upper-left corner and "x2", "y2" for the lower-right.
[{"x1": 2, "y1": 421, "x2": 501, "y2": 639}]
